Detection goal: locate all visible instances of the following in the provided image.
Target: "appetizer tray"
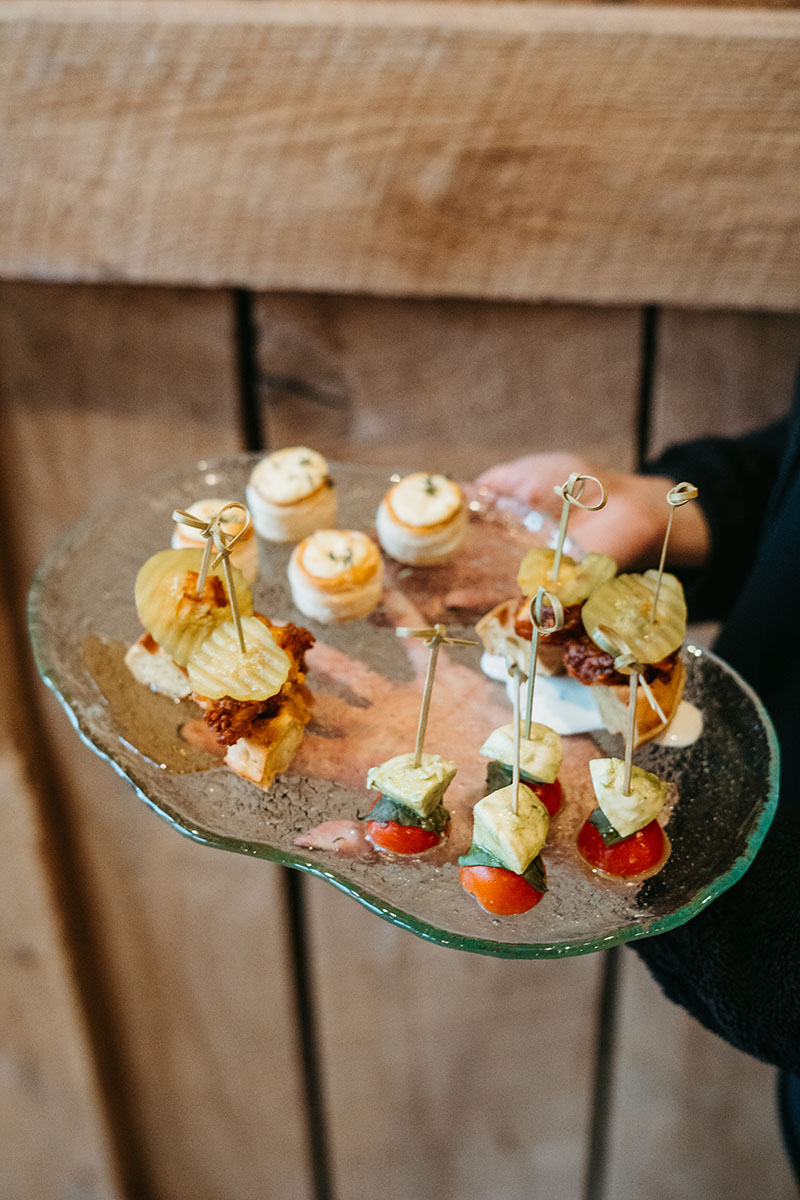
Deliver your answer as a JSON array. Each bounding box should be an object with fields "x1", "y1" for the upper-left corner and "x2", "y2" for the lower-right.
[{"x1": 28, "y1": 455, "x2": 779, "y2": 959}]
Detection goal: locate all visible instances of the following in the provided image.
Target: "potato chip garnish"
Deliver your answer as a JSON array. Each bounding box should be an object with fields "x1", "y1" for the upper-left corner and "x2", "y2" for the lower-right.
[
  {"x1": 187, "y1": 616, "x2": 291, "y2": 701},
  {"x1": 516, "y1": 547, "x2": 616, "y2": 608},
  {"x1": 582, "y1": 570, "x2": 686, "y2": 664},
  {"x1": 135, "y1": 548, "x2": 253, "y2": 667}
]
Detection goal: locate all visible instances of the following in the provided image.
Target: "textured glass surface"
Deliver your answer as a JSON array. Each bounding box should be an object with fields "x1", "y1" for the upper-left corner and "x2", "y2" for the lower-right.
[{"x1": 28, "y1": 455, "x2": 779, "y2": 958}]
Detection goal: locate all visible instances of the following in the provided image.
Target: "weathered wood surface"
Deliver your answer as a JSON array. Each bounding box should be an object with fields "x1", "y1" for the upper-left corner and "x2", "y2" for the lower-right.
[
  {"x1": 306, "y1": 880, "x2": 599, "y2": 1200},
  {"x1": 2, "y1": 281, "x2": 799, "y2": 1198},
  {"x1": 2, "y1": 2, "x2": 800, "y2": 309},
  {"x1": 609, "y1": 951, "x2": 797, "y2": 1200},
  {"x1": 40, "y1": 0, "x2": 800, "y2": 6},
  {"x1": 0, "y1": 574, "x2": 123, "y2": 1200},
  {"x1": 0, "y1": 282, "x2": 311, "y2": 1200},
  {"x1": 253, "y1": 294, "x2": 642, "y2": 477}
]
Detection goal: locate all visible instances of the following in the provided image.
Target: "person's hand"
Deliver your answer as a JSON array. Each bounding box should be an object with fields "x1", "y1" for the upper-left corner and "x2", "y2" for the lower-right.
[{"x1": 476, "y1": 453, "x2": 710, "y2": 572}]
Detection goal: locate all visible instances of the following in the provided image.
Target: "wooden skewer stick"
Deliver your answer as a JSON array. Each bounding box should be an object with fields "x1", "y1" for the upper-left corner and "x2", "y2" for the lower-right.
[
  {"x1": 395, "y1": 626, "x2": 478, "y2": 647},
  {"x1": 508, "y1": 661, "x2": 524, "y2": 815},
  {"x1": 524, "y1": 586, "x2": 565, "y2": 738},
  {"x1": 172, "y1": 501, "x2": 252, "y2": 651},
  {"x1": 171, "y1": 501, "x2": 251, "y2": 592},
  {"x1": 220, "y1": 553, "x2": 246, "y2": 653},
  {"x1": 396, "y1": 624, "x2": 478, "y2": 767},
  {"x1": 212, "y1": 504, "x2": 251, "y2": 653},
  {"x1": 196, "y1": 535, "x2": 214, "y2": 595},
  {"x1": 650, "y1": 481, "x2": 698, "y2": 623},
  {"x1": 594, "y1": 623, "x2": 667, "y2": 796},
  {"x1": 623, "y1": 669, "x2": 639, "y2": 796},
  {"x1": 550, "y1": 472, "x2": 608, "y2": 583}
]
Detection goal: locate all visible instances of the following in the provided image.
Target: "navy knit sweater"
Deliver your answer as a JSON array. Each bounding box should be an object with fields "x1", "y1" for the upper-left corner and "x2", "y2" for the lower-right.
[{"x1": 634, "y1": 375, "x2": 800, "y2": 1074}]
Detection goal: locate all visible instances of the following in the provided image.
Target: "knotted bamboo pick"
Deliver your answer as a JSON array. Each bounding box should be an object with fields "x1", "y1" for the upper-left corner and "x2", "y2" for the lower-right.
[
  {"x1": 650, "y1": 481, "x2": 698, "y2": 622},
  {"x1": 550, "y1": 472, "x2": 608, "y2": 583},
  {"x1": 524, "y1": 586, "x2": 565, "y2": 738},
  {"x1": 508, "y1": 660, "x2": 525, "y2": 814},
  {"x1": 396, "y1": 624, "x2": 478, "y2": 767},
  {"x1": 172, "y1": 501, "x2": 252, "y2": 652},
  {"x1": 594, "y1": 624, "x2": 667, "y2": 796}
]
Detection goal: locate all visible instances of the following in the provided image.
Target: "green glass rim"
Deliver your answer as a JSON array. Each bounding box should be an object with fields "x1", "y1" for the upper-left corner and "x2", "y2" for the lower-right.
[{"x1": 34, "y1": 638, "x2": 780, "y2": 960}]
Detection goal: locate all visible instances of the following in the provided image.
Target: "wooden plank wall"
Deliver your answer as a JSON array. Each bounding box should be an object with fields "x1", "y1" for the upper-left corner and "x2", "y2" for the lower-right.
[
  {"x1": 0, "y1": 285, "x2": 311, "y2": 1200},
  {"x1": 2, "y1": 280, "x2": 799, "y2": 1200},
  {"x1": 3, "y1": 2, "x2": 800, "y2": 1196}
]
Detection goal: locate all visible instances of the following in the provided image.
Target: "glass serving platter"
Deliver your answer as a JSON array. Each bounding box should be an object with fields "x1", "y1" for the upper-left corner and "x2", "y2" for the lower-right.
[{"x1": 28, "y1": 455, "x2": 779, "y2": 959}]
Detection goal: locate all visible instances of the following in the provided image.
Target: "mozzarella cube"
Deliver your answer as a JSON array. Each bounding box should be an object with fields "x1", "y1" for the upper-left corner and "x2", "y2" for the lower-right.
[
  {"x1": 472, "y1": 783, "x2": 550, "y2": 875},
  {"x1": 589, "y1": 757, "x2": 668, "y2": 839},
  {"x1": 479, "y1": 722, "x2": 563, "y2": 784},
  {"x1": 366, "y1": 752, "x2": 457, "y2": 818}
]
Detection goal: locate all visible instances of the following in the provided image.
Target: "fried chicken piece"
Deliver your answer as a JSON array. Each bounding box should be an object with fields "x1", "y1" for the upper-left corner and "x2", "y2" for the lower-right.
[
  {"x1": 562, "y1": 633, "x2": 678, "y2": 687},
  {"x1": 513, "y1": 596, "x2": 584, "y2": 645},
  {"x1": 196, "y1": 619, "x2": 316, "y2": 745}
]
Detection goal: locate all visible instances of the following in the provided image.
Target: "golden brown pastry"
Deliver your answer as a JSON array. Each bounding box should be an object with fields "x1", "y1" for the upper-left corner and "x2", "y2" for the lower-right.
[
  {"x1": 376, "y1": 473, "x2": 467, "y2": 565},
  {"x1": 287, "y1": 529, "x2": 383, "y2": 623}
]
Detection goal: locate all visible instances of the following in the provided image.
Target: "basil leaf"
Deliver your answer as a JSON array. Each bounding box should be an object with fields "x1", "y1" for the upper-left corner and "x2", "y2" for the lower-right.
[
  {"x1": 361, "y1": 794, "x2": 450, "y2": 834},
  {"x1": 587, "y1": 807, "x2": 627, "y2": 846},
  {"x1": 485, "y1": 760, "x2": 513, "y2": 794},
  {"x1": 485, "y1": 760, "x2": 542, "y2": 794},
  {"x1": 458, "y1": 843, "x2": 547, "y2": 893},
  {"x1": 457, "y1": 844, "x2": 504, "y2": 869}
]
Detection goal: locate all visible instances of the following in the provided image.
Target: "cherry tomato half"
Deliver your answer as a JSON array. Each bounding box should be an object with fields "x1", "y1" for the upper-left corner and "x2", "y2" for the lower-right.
[
  {"x1": 532, "y1": 778, "x2": 562, "y2": 817},
  {"x1": 577, "y1": 817, "x2": 665, "y2": 878},
  {"x1": 459, "y1": 864, "x2": 545, "y2": 915},
  {"x1": 365, "y1": 820, "x2": 442, "y2": 855}
]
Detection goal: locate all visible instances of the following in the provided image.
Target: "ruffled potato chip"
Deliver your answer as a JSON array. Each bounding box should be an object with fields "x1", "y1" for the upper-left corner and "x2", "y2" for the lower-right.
[
  {"x1": 582, "y1": 570, "x2": 686, "y2": 664},
  {"x1": 516, "y1": 547, "x2": 616, "y2": 607},
  {"x1": 135, "y1": 548, "x2": 253, "y2": 667},
  {"x1": 187, "y1": 616, "x2": 291, "y2": 701}
]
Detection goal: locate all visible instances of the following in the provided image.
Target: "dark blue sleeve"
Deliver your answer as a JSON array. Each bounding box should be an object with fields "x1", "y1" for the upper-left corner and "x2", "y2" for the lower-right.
[
  {"x1": 633, "y1": 805, "x2": 800, "y2": 1073},
  {"x1": 634, "y1": 372, "x2": 800, "y2": 1074},
  {"x1": 644, "y1": 416, "x2": 791, "y2": 622}
]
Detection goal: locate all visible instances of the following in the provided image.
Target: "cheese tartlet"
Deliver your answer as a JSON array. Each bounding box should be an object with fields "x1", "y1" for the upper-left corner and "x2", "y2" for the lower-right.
[
  {"x1": 376, "y1": 473, "x2": 467, "y2": 565},
  {"x1": 246, "y1": 447, "x2": 337, "y2": 543},
  {"x1": 288, "y1": 529, "x2": 384, "y2": 623},
  {"x1": 171, "y1": 498, "x2": 259, "y2": 583}
]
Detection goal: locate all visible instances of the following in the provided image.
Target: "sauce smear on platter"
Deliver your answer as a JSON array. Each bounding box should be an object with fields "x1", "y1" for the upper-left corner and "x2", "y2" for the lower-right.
[{"x1": 82, "y1": 635, "x2": 218, "y2": 773}]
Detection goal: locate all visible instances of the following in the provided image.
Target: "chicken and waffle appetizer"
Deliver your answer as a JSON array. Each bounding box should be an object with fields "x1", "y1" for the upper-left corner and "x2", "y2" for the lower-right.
[{"x1": 125, "y1": 546, "x2": 314, "y2": 790}]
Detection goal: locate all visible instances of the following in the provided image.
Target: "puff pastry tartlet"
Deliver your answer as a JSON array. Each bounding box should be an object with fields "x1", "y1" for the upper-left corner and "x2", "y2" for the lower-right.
[
  {"x1": 246, "y1": 447, "x2": 337, "y2": 543},
  {"x1": 376, "y1": 473, "x2": 467, "y2": 565},
  {"x1": 288, "y1": 529, "x2": 383, "y2": 623}
]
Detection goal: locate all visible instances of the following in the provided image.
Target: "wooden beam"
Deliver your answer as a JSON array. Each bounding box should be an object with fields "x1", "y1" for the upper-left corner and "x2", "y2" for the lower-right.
[
  {"x1": 608, "y1": 953, "x2": 799, "y2": 1198},
  {"x1": 306, "y1": 879, "x2": 600, "y2": 1200},
  {"x1": 2, "y1": 2, "x2": 799, "y2": 308}
]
